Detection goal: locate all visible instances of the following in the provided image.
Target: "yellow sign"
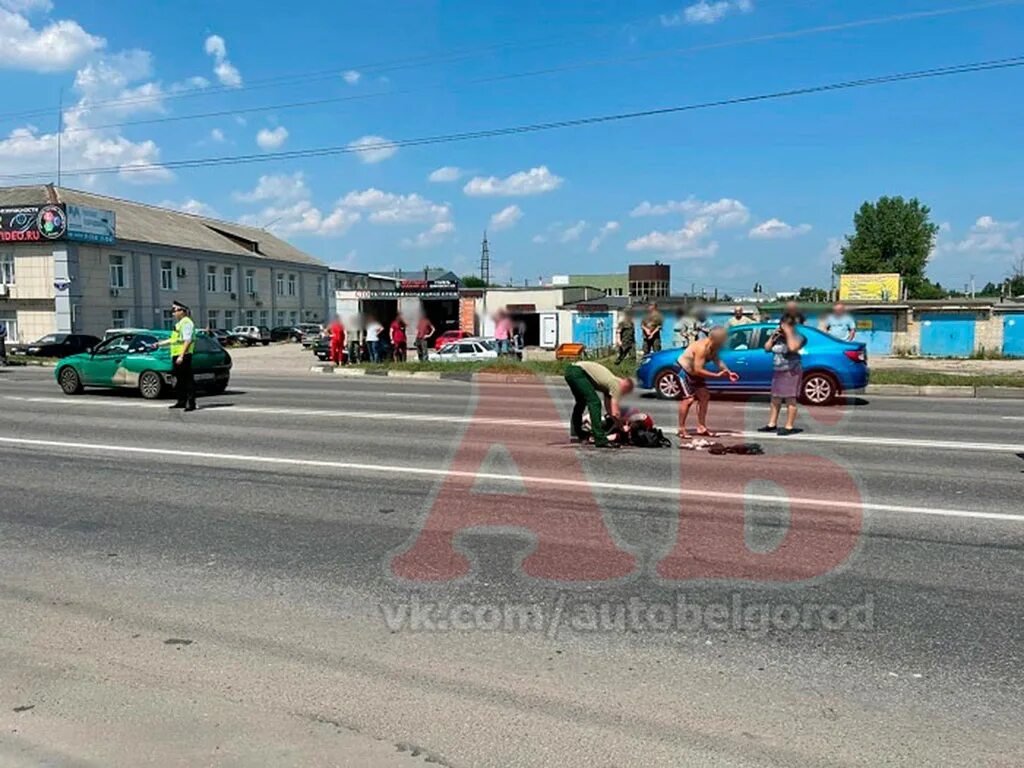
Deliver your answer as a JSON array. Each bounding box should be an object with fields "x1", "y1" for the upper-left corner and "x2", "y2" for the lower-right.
[{"x1": 839, "y1": 273, "x2": 902, "y2": 302}]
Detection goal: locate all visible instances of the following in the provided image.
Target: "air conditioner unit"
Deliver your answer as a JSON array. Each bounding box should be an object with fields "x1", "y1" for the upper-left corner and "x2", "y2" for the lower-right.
[
  {"x1": 176, "y1": 267, "x2": 187, "y2": 278},
  {"x1": 0, "y1": 285, "x2": 8, "y2": 297},
  {"x1": 230, "y1": 293, "x2": 238, "y2": 300}
]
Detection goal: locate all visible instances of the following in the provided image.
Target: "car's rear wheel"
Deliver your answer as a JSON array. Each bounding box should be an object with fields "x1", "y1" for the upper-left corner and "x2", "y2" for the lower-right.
[
  {"x1": 654, "y1": 369, "x2": 682, "y2": 400},
  {"x1": 139, "y1": 370, "x2": 164, "y2": 400},
  {"x1": 262, "y1": 340, "x2": 270, "y2": 346},
  {"x1": 208, "y1": 380, "x2": 228, "y2": 395},
  {"x1": 802, "y1": 371, "x2": 838, "y2": 405},
  {"x1": 58, "y1": 366, "x2": 83, "y2": 395}
]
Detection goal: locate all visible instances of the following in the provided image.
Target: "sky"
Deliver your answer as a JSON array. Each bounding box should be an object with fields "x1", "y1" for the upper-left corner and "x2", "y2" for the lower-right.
[{"x1": 0, "y1": 0, "x2": 1022, "y2": 296}]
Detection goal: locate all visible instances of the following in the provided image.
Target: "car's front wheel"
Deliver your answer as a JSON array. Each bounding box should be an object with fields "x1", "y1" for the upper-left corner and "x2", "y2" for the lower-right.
[
  {"x1": 802, "y1": 371, "x2": 838, "y2": 405},
  {"x1": 139, "y1": 370, "x2": 165, "y2": 400},
  {"x1": 58, "y1": 366, "x2": 83, "y2": 395},
  {"x1": 654, "y1": 369, "x2": 682, "y2": 400}
]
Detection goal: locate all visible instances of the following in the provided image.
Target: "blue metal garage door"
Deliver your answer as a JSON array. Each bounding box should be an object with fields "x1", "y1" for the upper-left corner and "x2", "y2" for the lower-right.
[
  {"x1": 919, "y1": 313, "x2": 975, "y2": 357},
  {"x1": 1003, "y1": 314, "x2": 1024, "y2": 357},
  {"x1": 855, "y1": 314, "x2": 894, "y2": 356},
  {"x1": 572, "y1": 312, "x2": 613, "y2": 352}
]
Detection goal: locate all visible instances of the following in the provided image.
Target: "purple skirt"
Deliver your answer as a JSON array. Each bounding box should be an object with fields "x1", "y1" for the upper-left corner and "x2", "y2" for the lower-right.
[{"x1": 771, "y1": 368, "x2": 802, "y2": 399}]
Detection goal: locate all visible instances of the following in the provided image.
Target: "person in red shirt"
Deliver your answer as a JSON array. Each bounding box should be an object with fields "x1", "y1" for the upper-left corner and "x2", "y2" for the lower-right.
[
  {"x1": 328, "y1": 315, "x2": 345, "y2": 366},
  {"x1": 390, "y1": 313, "x2": 408, "y2": 362},
  {"x1": 414, "y1": 315, "x2": 435, "y2": 361}
]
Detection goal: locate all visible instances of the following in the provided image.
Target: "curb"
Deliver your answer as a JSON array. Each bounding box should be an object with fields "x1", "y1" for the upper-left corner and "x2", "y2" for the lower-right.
[{"x1": 308, "y1": 367, "x2": 1024, "y2": 399}]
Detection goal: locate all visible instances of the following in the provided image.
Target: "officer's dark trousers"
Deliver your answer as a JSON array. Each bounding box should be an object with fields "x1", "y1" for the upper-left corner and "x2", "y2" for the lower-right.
[{"x1": 173, "y1": 354, "x2": 195, "y2": 407}]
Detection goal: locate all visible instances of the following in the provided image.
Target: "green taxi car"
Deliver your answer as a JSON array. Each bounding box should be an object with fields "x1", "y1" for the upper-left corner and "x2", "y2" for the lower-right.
[{"x1": 54, "y1": 330, "x2": 232, "y2": 399}]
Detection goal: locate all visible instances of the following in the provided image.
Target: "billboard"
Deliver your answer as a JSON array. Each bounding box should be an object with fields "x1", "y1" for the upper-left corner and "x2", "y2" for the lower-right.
[
  {"x1": 65, "y1": 204, "x2": 116, "y2": 244},
  {"x1": 839, "y1": 273, "x2": 902, "y2": 302},
  {"x1": 0, "y1": 203, "x2": 115, "y2": 244},
  {"x1": 0, "y1": 205, "x2": 67, "y2": 242}
]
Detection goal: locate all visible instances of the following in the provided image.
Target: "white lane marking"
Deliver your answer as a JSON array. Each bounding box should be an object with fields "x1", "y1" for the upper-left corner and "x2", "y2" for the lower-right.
[
  {"x1": 1002, "y1": 416, "x2": 1024, "y2": 421},
  {"x1": 1, "y1": 435, "x2": 1022, "y2": 524},
  {"x1": 7, "y1": 394, "x2": 1024, "y2": 455}
]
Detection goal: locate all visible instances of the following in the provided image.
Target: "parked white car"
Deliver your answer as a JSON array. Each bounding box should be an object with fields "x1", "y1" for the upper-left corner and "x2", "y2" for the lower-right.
[{"x1": 430, "y1": 339, "x2": 499, "y2": 362}]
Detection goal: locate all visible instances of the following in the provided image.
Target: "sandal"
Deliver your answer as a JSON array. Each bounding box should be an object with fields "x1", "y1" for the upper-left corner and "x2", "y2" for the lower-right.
[{"x1": 757, "y1": 425, "x2": 778, "y2": 433}]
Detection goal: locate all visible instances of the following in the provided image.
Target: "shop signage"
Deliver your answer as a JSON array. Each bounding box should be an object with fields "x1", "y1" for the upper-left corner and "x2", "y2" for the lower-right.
[
  {"x1": 65, "y1": 204, "x2": 116, "y2": 244},
  {"x1": 506, "y1": 304, "x2": 537, "y2": 313},
  {"x1": 0, "y1": 205, "x2": 66, "y2": 242}
]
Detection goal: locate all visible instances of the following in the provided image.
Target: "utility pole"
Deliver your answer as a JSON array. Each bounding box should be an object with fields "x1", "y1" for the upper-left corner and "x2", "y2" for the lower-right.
[
  {"x1": 480, "y1": 231, "x2": 490, "y2": 287},
  {"x1": 57, "y1": 88, "x2": 63, "y2": 187}
]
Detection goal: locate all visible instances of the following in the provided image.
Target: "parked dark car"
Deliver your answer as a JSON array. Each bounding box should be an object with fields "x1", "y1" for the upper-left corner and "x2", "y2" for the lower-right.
[
  {"x1": 271, "y1": 325, "x2": 302, "y2": 342},
  {"x1": 312, "y1": 335, "x2": 350, "y2": 363},
  {"x1": 11, "y1": 333, "x2": 101, "y2": 359}
]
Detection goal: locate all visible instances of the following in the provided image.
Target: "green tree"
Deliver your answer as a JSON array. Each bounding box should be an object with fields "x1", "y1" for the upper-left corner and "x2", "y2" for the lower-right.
[
  {"x1": 797, "y1": 286, "x2": 828, "y2": 302},
  {"x1": 840, "y1": 196, "x2": 941, "y2": 299},
  {"x1": 460, "y1": 275, "x2": 488, "y2": 288}
]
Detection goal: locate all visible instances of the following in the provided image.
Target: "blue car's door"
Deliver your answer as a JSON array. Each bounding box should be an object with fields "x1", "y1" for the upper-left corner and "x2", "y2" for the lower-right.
[{"x1": 713, "y1": 326, "x2": 771, "y2": 389}]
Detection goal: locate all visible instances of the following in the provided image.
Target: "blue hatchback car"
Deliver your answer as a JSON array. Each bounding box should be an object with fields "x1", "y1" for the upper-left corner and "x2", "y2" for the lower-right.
[{"x1": 636, "y1": 323, "x2": 869, "y2": 405}]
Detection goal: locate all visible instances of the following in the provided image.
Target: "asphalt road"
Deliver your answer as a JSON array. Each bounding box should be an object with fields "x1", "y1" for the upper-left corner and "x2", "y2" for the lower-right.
[{"x1": 0, "y1": 366, "x2": 1021, "y2": 767}]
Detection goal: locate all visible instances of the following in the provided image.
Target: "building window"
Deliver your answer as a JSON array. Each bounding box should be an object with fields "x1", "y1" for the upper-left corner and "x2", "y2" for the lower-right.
[
  {"x1": 0, "y1": 313, "x2": 17, "y2": 343},
  {"x1": 223, "y1": 267, "x2": 234, "y2": 294},
  {"x1": 111, "y1": 309, "x2": 130, "y2": 329},
  {"x1": 159, "y1": 260, "x2": 174, "y2": 291},
  {"x1": 0, "y1": 253, "x2": 14, "y2": 285},
  {"x1": 244, "y1": 309, "x2": 255, "y2": 326},
  {"x1": 316, "y1": 275, "x2": 325, "y2": 298},
  {"x1": 276, "y1": 311, "x2": 286, "y2": 326},
  {"x1": 259, "y1": 310, "x2": 268, "y2": 327},
  {"x1": 276, "y1": 273, "x2": 285, "y2": 296},
  {"x1": 287, "y1": 274, "x2": 297, "y2": 296},
  {"x1": 289, "y1": 310, "x2": 299, "y2": 325},
  {"x1": 161, "y1": 310, "x2": 174, "y2": 330},
  {"x1": 207, "y1": 309, "x2": 219, "y2": 330},
  {"x1": 224, "y1": 309, "x2": 235, "y2": 329},
  {"x1": 245, "y1": 270, "x2": 256, "y2": 295},
  {"x1": 206, "y1": 265, "x2": 218, "y2": 292},
  {"x1": 109, "y1": 255, "x2": 126, "y2": 289}
]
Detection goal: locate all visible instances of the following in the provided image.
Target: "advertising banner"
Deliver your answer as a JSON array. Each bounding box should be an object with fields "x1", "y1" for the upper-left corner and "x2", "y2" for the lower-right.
[
  {"x1": 65, "y1": 204, "x2": 116, "y2": 244},
  {"x1": 839, "y1": 273, "x2": 902, "y2": 302},
  {"x1": 0, "y1": 205, "x2": 67, "y2": 242}
]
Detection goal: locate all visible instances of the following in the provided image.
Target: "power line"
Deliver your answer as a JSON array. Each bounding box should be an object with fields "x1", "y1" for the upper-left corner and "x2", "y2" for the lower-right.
[
  {"x1": 2, "y1": 55, "x2": 1021, "y2": 183},
  {"x1": 46, "y1": 0, "x2": 1024, "y2": 137},
  {"x1": 0, "y1": 26, "x2": 624, "y2": 125}
]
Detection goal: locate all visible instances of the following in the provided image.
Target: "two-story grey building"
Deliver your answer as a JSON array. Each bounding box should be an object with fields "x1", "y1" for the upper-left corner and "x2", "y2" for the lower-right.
[{"x1": 0, "y1": 184, "x2": 331, "y2": 342}]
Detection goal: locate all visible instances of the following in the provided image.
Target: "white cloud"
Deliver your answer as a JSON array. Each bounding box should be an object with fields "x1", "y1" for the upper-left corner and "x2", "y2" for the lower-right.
[
  {"x1": 209, "y1": 128, "x2": 225, "y2": 142},
  {"x1": 342, "y1": 70, "x2": 361, "y2": 84},
  {"x1": 559, "y1": 220, "x2": 587, "y2": 243},
  {"x1": 403, "y1": 221, "x2": 456, "y2": 248},
  {"x1": 0, "y1": 50, "x2": 172, "y2": 185},
  {"x1": 749, "y1": 218, "x2": 812, "y2": 239},
  {"x1": 204, "y1": 33, "x2": 242, "y2": 87},
  {"x1": 239, "y1": 199, "x2": 360, "y2": 238},
  {"x1": 630, "y1": 196, "x2": 749, "y2": 226},
  {"x1": 159, "y1": 198, "x2": 218, "y2": 218},
  {"x1": 588, "y1": 221, "x2": 620, "y2": 252},
  {"x1": 0, "y1": 3, "x2": 104, "y2": 71},
  {"x1": 661, "y1": 0, "x2": 753, "y2": 26},
  {"x1": 234, "y1": 172, "x2": 308, "y2": 204},
  {"x1": 951, "y1": 216, "x2": 1022, "y2": 258},
  {"x1": 627, "y1": 215, "x2": 719, "y2": 259},
  {"x1": 347, "y1": 135, "x2": 398, "y2": 164},
  {"x1": 428, "y1": 166, "x2": 464, "y2": 183},
  {"x1": 337, "y1": 188, "x2": 451, "y2": 225},
  {"x1": 256, "y1": 126, "x2": 288, "y2": 150},
  {"x1": 463, "y1": 166, "x2": 564, "y2": 197},
  {"x1": 489, "y1": 205, "x2": 522, "y2": 231}
]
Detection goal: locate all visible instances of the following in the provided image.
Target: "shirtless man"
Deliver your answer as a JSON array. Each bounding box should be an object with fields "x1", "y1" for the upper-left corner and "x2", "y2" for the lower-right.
[{"x1": 676, "y1": 327, "x2": 739, "y2": 438}]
